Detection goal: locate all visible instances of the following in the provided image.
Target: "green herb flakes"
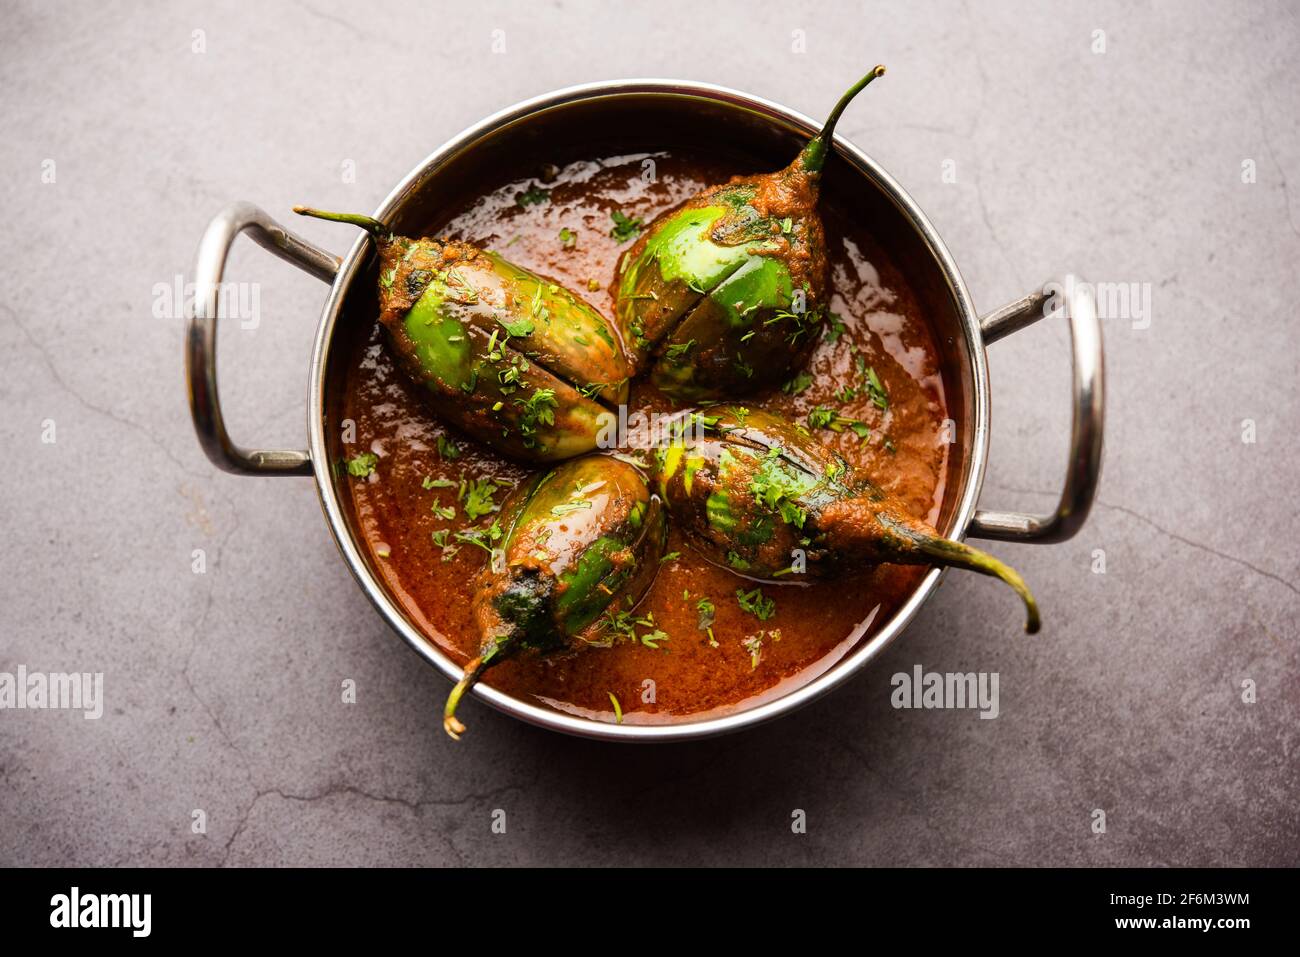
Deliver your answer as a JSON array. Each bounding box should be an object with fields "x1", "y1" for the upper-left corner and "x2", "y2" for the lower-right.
[
  {"x1": 346, "y1": 452, "x2": 377, "y2": 478},
  {"x1": 437, "y1": 436, "x2": 461, "y2": 461},
  {"x1": 609, "y1": 209, "x2": 644, "y2": 243},
  {"x1": 516, "y1": 185, "x2": 550, "y2": 207},
  {"x1": 736, "y1": 587, "x2": 776, "y2": 621},
  {"x1": 461, "y1": 479, "x2": 501, "y2": 521}
]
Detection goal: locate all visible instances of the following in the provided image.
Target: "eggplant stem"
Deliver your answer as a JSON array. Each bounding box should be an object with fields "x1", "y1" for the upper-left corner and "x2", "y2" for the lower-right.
[
  {"x1": 293, "y1": 206, "x2": 391, "y2": 240},
  {"x1": 800, "y1": 65, "x2": 887, "y2": 174},
  {"x1": 442, "y1": 655, "x2": 492, "y2": 740},
  {"x1": 877, "y1": 514, "x2": 1041, "y2": 634}
]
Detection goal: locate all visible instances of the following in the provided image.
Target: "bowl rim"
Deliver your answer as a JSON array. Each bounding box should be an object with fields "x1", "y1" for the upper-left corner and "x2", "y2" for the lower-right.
[{"x1": 306, "y1": 78, "x2": 990, "y2": 741}]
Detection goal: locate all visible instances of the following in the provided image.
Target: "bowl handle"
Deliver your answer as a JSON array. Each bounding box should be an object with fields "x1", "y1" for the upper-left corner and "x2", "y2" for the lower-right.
[
  {"x1": 186, "y1": 202, "x2": 340, "y2": 475},
  {"x1": 968, "y1": 275, "x2": 1105, "y2": 543}
]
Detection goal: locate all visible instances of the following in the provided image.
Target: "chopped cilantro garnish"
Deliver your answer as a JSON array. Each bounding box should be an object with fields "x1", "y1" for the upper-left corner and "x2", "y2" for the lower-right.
[
  {"x1": 454, "y1": 519, "x2": 503, "y2": 554},
  {"x1": 825, "y1": 311, "x2": 848, "y2": 344},
  {"x1": 432, "y1": 528, "x2": 460, "y2": 561},
  {"x1": 865, "y1": 365, "x2": 889, "y2": 410},
  {"x1": 696, "y1": 597, "x2": 716, "y2": 631},
  {"x1": 726, "y1": 550, "x2": 751, "y2": 571},
  {"x1": 736, "y1": 586, "x2": 776, "y2": 622},
  {"x1": 783, "y1": 371, "x2": 814, "y2": 396},
  {"x1": 664, "y1": 339, "x2": 695, "y2": 362},
  {"x1": 516, "y1": 388, "x2": 558, "y2": 445},
  {"x1": 742, "y1": 628, "x2": 781, "y2": 669},
  {"x1": 749, "y1": 448, "x2": 814, "y2": 528},
  {"x1": 600, "y1": 608, "x2": 669, "y2": 648},
  {"x1": 516, "y1": 185, "x2": 550, "y2": 207},
  {"x1": 807, "y1": 406, "x2": 836, "y2": 429},
  {"x1": 808, "y1": 406, "x2": 869, "y2": 440},
  {"x1": 461, "y1": 479, "x2": 500, "y2": 521},
  {"x1": 446, "y1": 268, "x2": 479, "y2": 303},
  {"x1": 498, "y1": 315, "x2": 535, "y2": 337},
  {"x1": 346, "y1": 452, "x2": 377, "y2": 478},
  {"x1": 609, "y1": 209, "x2": 643, "y2": 243},
  {"x1": 639, "y1": 628, "x2": 670, "y2": 649},
  {"x1": 437, "y1": 436, "x2": 461, "y2": 461},
  {"x1": 670, "y1": 410, "x2": 722, "y2": 439}
]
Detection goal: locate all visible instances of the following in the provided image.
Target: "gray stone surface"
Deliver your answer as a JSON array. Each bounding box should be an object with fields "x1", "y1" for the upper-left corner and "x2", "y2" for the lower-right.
[{"x1": 1, "y1": 0, "x2": 1296, "y2": 867}]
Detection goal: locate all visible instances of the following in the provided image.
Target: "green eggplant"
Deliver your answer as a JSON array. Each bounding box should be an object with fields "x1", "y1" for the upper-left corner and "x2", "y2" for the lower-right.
[
  {"x1": 613, "y1": 67, "x2": 886, "y2": 399},
  {"x1": 651, "y1": 405, "x2": 1040, "y2": 633},
  {"x1": 296, "y1": 208, "x2": 629, "y2": 462},
  {"x1": 444, "y1": 454, "x2": 667, "y2": 738}
]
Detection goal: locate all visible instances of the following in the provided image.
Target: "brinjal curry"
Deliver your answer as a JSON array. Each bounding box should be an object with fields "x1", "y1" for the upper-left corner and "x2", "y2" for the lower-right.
[{"x1": 310, "y1": 70, "x2": 1040, "y2": 738}]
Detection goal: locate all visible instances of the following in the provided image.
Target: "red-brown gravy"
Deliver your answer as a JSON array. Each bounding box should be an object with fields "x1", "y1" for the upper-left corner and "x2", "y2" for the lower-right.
[{"x1": 340, "y1": 149, "x2": 949, "y2": 723}]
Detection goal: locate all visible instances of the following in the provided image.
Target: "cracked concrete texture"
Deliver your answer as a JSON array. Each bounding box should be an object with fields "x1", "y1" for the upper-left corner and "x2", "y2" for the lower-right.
[{"x1": 1, "y1": 0, "x2": 1296, "y2": 867}]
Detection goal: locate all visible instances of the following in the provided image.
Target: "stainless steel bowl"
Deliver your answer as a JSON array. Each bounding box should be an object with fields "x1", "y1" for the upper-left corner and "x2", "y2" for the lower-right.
[{"x1": 186, "y1": 80, "x2": 1104, "y2": 741}]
